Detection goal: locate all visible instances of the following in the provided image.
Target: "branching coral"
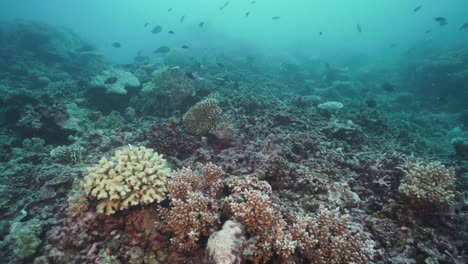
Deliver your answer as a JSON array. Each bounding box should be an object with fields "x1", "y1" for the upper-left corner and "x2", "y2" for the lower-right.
[
  {"x1": 291, "y1": 206, "x2": 375, "y2": 264},
  {"x1": 158, "y1": 164, "x2": 224, "y2": 252},
  {"x1": 399, "y1": 161, "x2": 455, "y2": 205},
  {"x1": 162, "y1": 192, "x2": 219, "y2": 252},
  {"x1": 183, "y1": 97, "x2": 223, "y2": 136},
  {"x1": 229, "y1": 189, "x2": 286, "y2": 263},
  {"x1": 81, "y1": 146, "x2": 171, "y2": 215}
]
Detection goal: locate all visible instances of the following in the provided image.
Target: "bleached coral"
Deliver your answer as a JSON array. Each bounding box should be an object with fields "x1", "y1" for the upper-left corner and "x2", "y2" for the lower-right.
[
  {"x1": 90, "y1": 68, "x2": 140, "y2": 95},
  {"x1": 81, "y1": 146, "x2": 170, "y2": 215},
  {"x1": 399, "y1": 161, "x2": 455, "y2": 205},
  {"x1": 317, "y1": 101, "x2": 344, "y2": 110}
]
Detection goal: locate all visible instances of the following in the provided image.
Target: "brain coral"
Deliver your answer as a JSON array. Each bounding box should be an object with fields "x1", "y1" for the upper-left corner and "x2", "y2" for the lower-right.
[{"x1": 82, "y1": 146, "x2": 171, "y2": 215}]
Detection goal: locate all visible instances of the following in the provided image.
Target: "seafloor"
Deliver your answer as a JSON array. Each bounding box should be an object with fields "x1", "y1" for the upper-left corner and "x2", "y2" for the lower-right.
[{"x1": 0, "y1": 20, "x2": 467, "y2": 264}]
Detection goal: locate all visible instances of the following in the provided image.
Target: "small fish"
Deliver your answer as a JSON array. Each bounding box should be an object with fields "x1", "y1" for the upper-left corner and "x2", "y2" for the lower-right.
[
  {"x1": 425, "y1": 29, "x2": 432, "y2": 34},
  {"x1": 154, "y1": 46, "x2": 170, "y2": 53},
  {"x1": 199, "y1": 22, "x2": 205, "y2": 27},
  {"x1": 185, "y1": 72, "x2": 195, "y2": 80},
  {"x1": 460, "y1": 22, "x2": 468, "y2": 31},
  {"x1": 434, "y1": 17, "x2": 447, "y2": 26},
  {"x1": 413, "y1": 5, "x2": 422, "y2": 12},
  {"x1": 251, "y1": 1, "x2": 256, "y2": 4},
  {"x1": 180, "y1": 15, "x2": 185, "y2": 23},
  {"x1": 112, "y1": 42, "x2": 121, "y2": 48},
  {"x1": 272, "y1": 16, "x2": 281, "y2": 20},
  {"x1": 105, "y1": 77, "x2": 118, "y2": 84},
  {"x1": 389, "y1": 43, "x2": 397, "y2": 48},
  {"x1": 181, "y1": 45, "x2": 189, "y2": 49},
  {"x1": 219, "y1": 1, "x2": 230, "y2": 10},
  {"x1": 168, "y1": 65, "x2": 180, "y2": 70},
  {"x1": 382, "y1": 82, "x2": 394, "y2": 92},
  {"x1": 144, "y1": 22, "x2": 149, "y2": 27},
  {"x1": 319, "y1": 31, "x2": 323, "y2": 35},
  {"x1": 245, "y1": 12, "x2": 250, "y2": 17},
  {"x1": 217, "y1": 62, "x2": 225, "y2": 68},
  {"x1": 168, "y1": 30, "x2": 175, "y2": 34},
  {"x1": 168, "y1": 8, "x2": 173, "y2": 12},
  {"x1": 151, "y1": 26, "x2": 162, "y2": 34},
  {"x1": 357, "y1": 23, "x2": 362, "y2": 33}
]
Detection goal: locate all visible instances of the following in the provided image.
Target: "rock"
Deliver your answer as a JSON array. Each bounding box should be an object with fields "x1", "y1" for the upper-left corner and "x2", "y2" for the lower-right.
[{"x1": 90, "y1": 69, "x2": 140, "y2": 95}]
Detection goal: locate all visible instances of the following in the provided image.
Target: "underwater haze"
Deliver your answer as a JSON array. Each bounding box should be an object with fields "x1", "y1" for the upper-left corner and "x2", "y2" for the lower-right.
[
  {"x1": 0, "y1": 1, "x2": 468, "y2": 263},
  {"x1": 2, "y1": 0, "x2": 468, "y2": 63}
]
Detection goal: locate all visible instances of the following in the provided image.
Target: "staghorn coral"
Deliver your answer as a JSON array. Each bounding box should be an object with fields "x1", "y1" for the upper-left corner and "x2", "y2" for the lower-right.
[
  {"x1": 81, "y1": 146, "x2": 171, "y2": 215},
  {"x1": 291, "y1": 206, "x2": 375, "y2": 264},
  {"x1": 168, "y1": 167, "x2": 202, "y2": 200},
  {"x1": 399, "y1": 161, "x2": 455, "y2": 205},
  {"x1": 183, "y1": 97, "x2": 223, "y2": 136},
  {"x1": 161, "y1": 192, "x2": 219, "y2": 252},
  {"x1": 229, "y1": 189, "x2": 284, "y2": 263},
  {"x1": 203, "y1": 162, "x2": 225, "y2": 185}
]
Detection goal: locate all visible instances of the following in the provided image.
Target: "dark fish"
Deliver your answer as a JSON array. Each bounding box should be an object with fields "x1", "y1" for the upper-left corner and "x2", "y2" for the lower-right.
[
  {"x1": 251, "y1": 1, "x2": 256, "y2": 4},
  {"x1": 168, "y1": 30, "x2": 175, "y2": 34},
  {"x1": 151, "y1": 26, "x2": 162, "y2": 34},
  {"x1": 413, "y1": 5, "x2": 422, "y2": 12},
  {"x1": 217, "y1": 62, "x2": 225, "y2": 68},
  {"x1": 185, "y1": 72, "x2": 195, "y2": 80},
  {"x1": 382, "y1": 82, "x2": 394, "y2": 92},
  {"x1": 144, "y1": 22, "x2": 149, "y2": 27},
  {"x1": 357, "y1": 23, "x2": 362, "y2": 33},
  {"x1": 460, "y1": 22, "x2": 468, "y2": 31},
  {"x1": 425, "y1": 29, "x2": 432, "y2": 34},
  {"x1": 112, "y1": 42, "x2": 121, "y2": 48},
  {"x1": 219, "y1": 1, "x2": 230, "y2": 10},
  {"x1": 389, "y1": 43, "x2": 397, "y2": 48},
  {"x1": 199, "y1": 22, "x2": 205, "y2": 27},
  {"x1": 168, "y1": 8, "x2": 172, "y2": 12},
  {"x1": 435, "y1": 17, "x2": 447, "y2": 26},
  {"x1": 105, "y1": 77, "x2": 118, "y2": 84},
  {"x1": 319, "y1": 31, "x2": 323, "y2": 35},
  {"x1": 272, "y1": 16, "x2": 281, "y2": 20},
  {"x1": 154, "y1": 46, "x2": 170, "y2": 53},
  {"x1": 181, "y1": 15, "x2": 185, "y2": 23},
  {"x1": 181, "y1": 45, "x2": 189, "y2": 49},
  {"x1": 245, "y1": 12, "x2": 250, "y2": 17}
]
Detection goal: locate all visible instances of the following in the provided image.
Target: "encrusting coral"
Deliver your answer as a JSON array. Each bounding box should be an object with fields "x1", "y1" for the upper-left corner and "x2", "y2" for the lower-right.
[
  {"x1": 81, "y1": 146, "x2": 171, "y2": 215},
  {"x1": 399, "y1": 161, "x2": 455, "y2": 205}
]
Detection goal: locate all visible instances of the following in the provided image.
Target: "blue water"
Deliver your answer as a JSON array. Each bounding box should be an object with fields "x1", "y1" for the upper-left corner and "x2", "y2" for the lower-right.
[{"x1": 2, "y1": 0, "x2": 467, "y2": 63}]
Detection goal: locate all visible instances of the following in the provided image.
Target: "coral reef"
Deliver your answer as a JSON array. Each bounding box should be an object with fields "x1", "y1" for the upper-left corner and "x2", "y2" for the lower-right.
[{"x1": 0, "y1": 20, "x2": 466, "y2": 264}]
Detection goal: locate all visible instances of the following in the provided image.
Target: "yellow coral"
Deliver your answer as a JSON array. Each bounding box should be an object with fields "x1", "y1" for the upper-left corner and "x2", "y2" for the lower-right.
[{"x1": 82, "y1": 146, "x2": 171, "y2": 215}]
